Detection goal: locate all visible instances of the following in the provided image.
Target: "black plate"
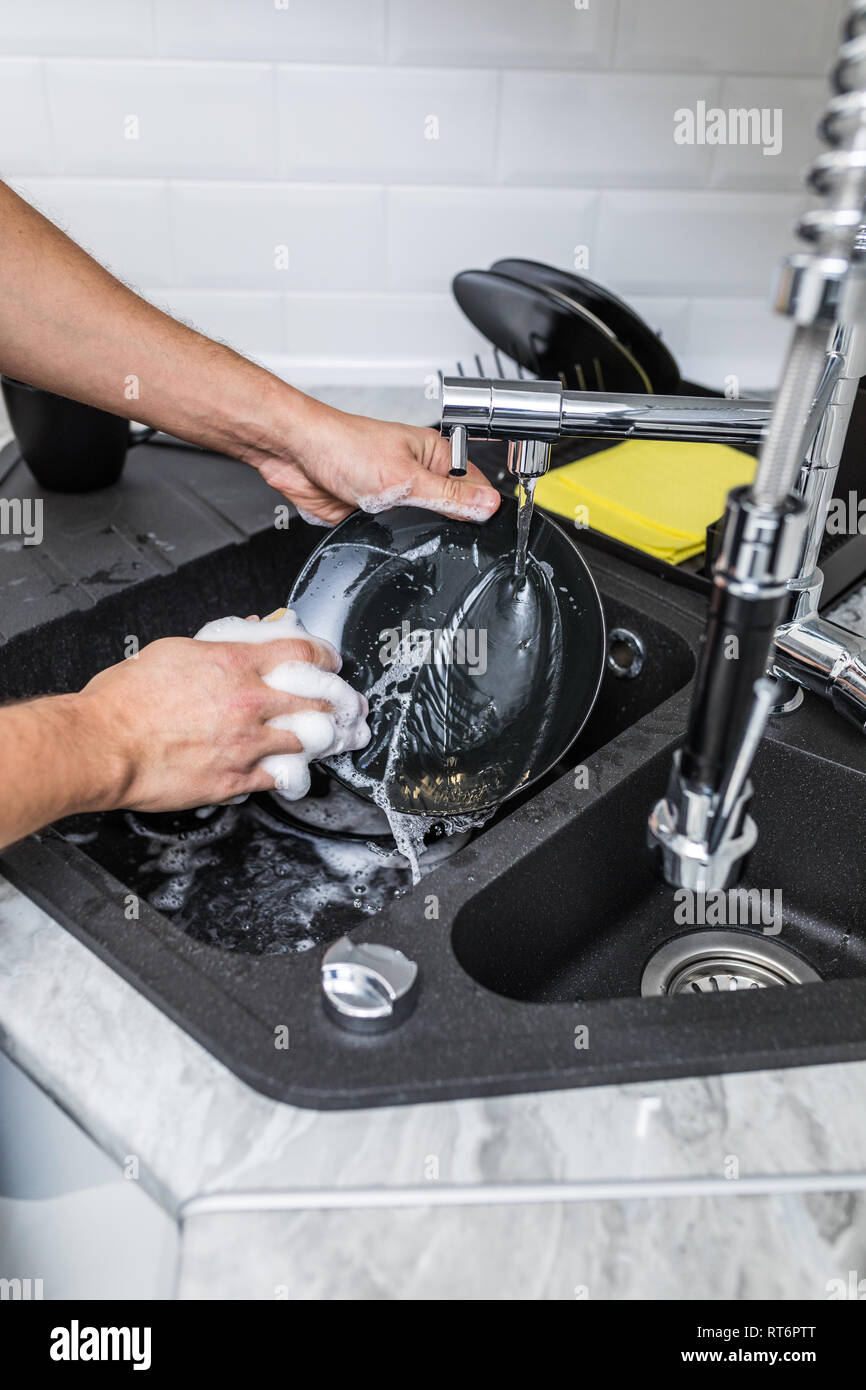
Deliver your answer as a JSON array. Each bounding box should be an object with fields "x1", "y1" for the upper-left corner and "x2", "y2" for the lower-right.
[
  {"x1": 489, "y1": 258, "x2": 682, "y2": 394},
  {"x1": 452, "y1": 268, "x2": 652, "y2": 395},
  {"x1": 288, "y1": 498, "x2": 606, "y2": 818}
]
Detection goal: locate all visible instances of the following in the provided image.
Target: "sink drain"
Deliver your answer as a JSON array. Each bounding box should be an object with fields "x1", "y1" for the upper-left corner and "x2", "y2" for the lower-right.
[{"x1": 641, "y1": 931, "x2": 820, "y2": 997}]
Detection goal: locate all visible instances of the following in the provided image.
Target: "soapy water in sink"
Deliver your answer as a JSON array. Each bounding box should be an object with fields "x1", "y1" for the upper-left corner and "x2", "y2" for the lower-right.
[{"x1": 58, "y1": 784, "x2": 468, "y2": 956}]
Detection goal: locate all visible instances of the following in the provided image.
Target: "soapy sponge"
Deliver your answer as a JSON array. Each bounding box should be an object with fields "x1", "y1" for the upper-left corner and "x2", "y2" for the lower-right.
[
  {"x1": 533, "y1": 439, "x2": 755, "y2": 563},
  {"x1": 194, "y1": 609, "x2": 371, "y2": 799}
]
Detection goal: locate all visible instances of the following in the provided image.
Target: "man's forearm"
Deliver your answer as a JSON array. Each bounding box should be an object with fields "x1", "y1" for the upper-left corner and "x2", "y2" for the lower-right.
[
  {"x1": 0, "y1": 695, "x2": 125, "y2": 850},
  {"x1": 0, "y1": 179, "x2": 314, "y2": 466},
  {"x1": 0, "y1": 177, "x2": 498, "y2": 528}
]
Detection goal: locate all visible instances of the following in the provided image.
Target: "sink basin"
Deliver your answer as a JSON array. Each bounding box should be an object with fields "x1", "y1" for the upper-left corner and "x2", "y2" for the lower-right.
[
  {"x1": 453, "y1": 741, "x2": 866, "y2": 1003},
  {"x1": 3, "y1": 520, "x2": 866, "y2": 1109}
]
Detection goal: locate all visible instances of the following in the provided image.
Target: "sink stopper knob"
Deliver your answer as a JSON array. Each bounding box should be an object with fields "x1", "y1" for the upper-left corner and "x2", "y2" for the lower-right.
[{"x1": 320, "y1": 937, "x2": 419, "y2": 1033}]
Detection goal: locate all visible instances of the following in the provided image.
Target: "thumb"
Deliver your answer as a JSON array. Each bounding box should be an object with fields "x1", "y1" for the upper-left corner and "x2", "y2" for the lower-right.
[{"x1": 403, "y1": 466, "x2": 501, "y2": 523}]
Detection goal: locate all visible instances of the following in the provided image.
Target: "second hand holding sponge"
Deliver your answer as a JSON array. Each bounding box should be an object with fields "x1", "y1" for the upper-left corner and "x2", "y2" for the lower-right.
[{"x1": 194, "y1": 608, "x2": 371, "y2": 800}]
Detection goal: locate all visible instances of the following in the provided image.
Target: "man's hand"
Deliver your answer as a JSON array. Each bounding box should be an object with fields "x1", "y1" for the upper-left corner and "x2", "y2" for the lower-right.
[
  {"x1": 0, "y1": 633, "x2": 368, "y2": 848},
  {"x1": 248, "y1": 397, "x2": 501, "y2": 527},
  {"x1": 80, "y1": 634, "x2": 362, "y2": 812}
]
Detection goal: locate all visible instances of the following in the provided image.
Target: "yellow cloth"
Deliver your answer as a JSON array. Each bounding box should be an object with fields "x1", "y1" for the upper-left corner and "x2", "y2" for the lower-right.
[{"x1": 533, "y1": 440, "x2": 755, "y2": 564}]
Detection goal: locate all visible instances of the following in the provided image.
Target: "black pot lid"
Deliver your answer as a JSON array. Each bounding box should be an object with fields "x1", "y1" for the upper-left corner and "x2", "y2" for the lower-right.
[
  {"x1": 490, "y1": 258, "x2": 682, "y2": 395},
  {"x1": 453, "y1": 267, "x2": 652, "y2": 395}
]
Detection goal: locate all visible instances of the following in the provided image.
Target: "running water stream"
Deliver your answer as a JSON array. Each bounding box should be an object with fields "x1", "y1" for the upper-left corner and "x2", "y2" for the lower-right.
[{"x1": 514, "y1": 475, "x2": 538, "y2": 584}]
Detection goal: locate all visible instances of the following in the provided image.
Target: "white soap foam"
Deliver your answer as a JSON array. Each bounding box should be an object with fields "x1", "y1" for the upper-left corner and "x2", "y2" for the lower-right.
[
  {"x1": 356, "y1": 481, "x2": 497, "y2": 524},
  {"x1": 126, "y1": 805, "x2": 240, "y2": 913},
  {"x1": 195, "y1": 610, "x2": 341, "y2": 669},
  {"x1": 194, "y1": 610, "x2": 371, "y2": 801},
  {"x1": 356, "y1": 480, "x2": 414, "y2": 514},
  {"x1": 407, "y1": 494, "x2": 498, "y2": 523}
]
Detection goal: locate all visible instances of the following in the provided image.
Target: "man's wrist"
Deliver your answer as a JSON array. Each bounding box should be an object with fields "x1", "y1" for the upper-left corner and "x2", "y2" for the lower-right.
[
  {"x1": 0, "y1": 692, "x2": 132, "y2": 848},
  {"x1": 218, "y1": 369, "x2": 327, "y2": 471},
  {"x1": 53, "y1": 692, "x2": 133, "y2": 815}
]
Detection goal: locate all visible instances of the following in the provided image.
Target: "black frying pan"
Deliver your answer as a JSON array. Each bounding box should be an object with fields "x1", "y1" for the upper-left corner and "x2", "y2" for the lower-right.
[{"x1": 287, "y1": 498, "x2": 606, "y2": 818}]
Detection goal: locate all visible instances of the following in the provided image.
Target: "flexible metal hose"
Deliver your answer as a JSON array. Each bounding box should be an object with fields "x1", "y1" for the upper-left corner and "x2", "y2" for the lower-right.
[
  {"x1": 750, "y1": 3, "x2": 866, "y2": 509},
  {"x1": 749, "y1": 324, "x2": 829, "y2": 509}
]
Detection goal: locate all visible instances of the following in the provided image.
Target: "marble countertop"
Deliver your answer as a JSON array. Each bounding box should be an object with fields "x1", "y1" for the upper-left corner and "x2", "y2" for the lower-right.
[
  {"x1": 3, "y1": 385, "x2": 866, "y2": 1298},
  {"x1": 6, "y1": 874, "x2": 866, "y2": 1298}
]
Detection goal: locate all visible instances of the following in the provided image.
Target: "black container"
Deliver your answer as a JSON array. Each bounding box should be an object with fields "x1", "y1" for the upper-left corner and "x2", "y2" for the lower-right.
[{"x1": 1, "y1": 375, "x2": 152, "y2": 492}]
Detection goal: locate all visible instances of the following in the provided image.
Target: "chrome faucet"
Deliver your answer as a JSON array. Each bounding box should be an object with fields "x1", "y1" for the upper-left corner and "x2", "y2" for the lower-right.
[
  {"x1": 771, "y1": 317, "x2": 866, "y2": 728},
  {"x1": 649, "y1": 1, "x2": 866, "y2": 890},
  {"x1": 440, "y1": 2, "x2": 866, "y2": 894}
]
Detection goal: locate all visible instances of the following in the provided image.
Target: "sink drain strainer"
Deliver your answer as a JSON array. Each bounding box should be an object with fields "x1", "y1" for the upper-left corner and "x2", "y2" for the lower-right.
[{"x1": 641, "y1": 930, "x2": 820, "y2": 997}]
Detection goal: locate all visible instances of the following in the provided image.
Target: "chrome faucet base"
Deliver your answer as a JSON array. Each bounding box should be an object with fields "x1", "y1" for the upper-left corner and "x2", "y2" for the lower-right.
[
  {"x1": 773, "y1": 612, "x2": 866, "y2": 732},
  {"x1": 647, "y1": 755, "x2": 757, "y2": 893},
  {"x1": 770, "y1": 683, "x2": 804, "y2": 715}
]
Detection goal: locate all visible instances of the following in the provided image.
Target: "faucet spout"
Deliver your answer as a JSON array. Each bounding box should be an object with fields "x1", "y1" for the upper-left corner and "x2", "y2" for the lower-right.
[{"x1": 440, "y1": 376, "x2": 771, "y2": 450}]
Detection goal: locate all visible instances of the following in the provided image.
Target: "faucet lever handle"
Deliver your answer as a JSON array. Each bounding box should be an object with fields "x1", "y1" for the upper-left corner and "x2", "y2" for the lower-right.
[{"x1": 448, "y1": 423, "x2": 468, "y2": 476}]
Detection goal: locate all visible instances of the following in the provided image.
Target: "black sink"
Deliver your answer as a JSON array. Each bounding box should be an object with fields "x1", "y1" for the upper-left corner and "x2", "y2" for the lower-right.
[
  {"x1": 453, "y1": 740, "x2": 866, "y2": 1003},
  {"x1": 3, "y1": 519, "x2": 866, "y2": 1109}
]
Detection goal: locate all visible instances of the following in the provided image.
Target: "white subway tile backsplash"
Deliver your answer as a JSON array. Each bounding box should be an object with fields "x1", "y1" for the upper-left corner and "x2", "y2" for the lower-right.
[
  {"x1": 169, "y1": 183, "x2": 386, "y2": 291},
  {"x1": 386, "y1": 187, "x2": 600, "y2": 292},
  {"x1": 709, "y1": 78, "x2": 824, "y2": 190},
  {"x1": 154, "y1": 0, "x2": 385, "y2": 62},
  {"x1": 682, "y1": 297, "x2": 791, "y2": 392},
  {"x1": 498, "y1": 72, "x2": 721, "y2": 187},
  {"x1": 282, "y1": 292, "x2": 490, "y2": 363},
  {"x1": 45, "y1": 60, "x2": 277, "y2": 178},
  {"x1": 614, "y1": 0, "x2": 847, "y2": 76},
  {"x1": 0, "y1": 0, "x2": 155, "y2": 56},
  {"x1": 596, "y1": 190, "x2": 806, "y2": 296},
  {"x1": 278, "y1": 66, "x2": 497, "y2": 183},
  {"x1": 145, "y1": 289, "x2": 285, "y2": 358},
  {"x1": 0, "y1": 0, "x2": 842, "y2": 389},
  {"x1": 387, "y1": 0, "x2": 616, "y2": 69},
  {"x1": 0, "y1": 59, "x2": 53, "y2": 175},
  {"x1": 13, "y1": 177, "x2": 174, "y2": 286}
]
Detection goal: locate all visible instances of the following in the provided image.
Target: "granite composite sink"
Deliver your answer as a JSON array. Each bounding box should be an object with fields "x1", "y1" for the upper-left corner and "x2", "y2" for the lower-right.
[{"x1": 2, "y1": 518, "x2": 866, "y2": 1109}]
